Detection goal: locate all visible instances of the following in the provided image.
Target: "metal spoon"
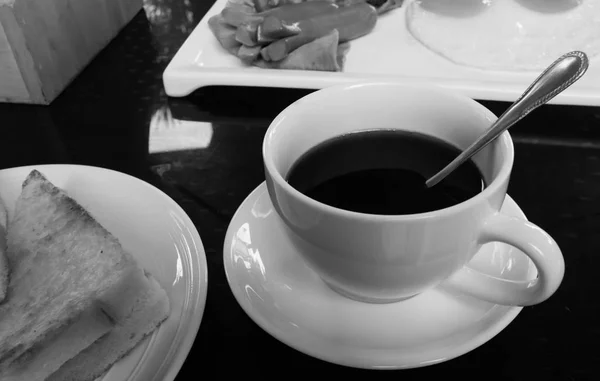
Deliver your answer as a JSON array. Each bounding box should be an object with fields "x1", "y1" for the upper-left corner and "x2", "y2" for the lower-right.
[{"x1": 425, "y1": 51, "x2": 589, "y2": 188}]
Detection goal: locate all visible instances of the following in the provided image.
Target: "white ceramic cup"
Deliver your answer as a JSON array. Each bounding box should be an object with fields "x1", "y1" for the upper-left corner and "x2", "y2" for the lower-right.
[{"x1": 263, "y1": 82, "x2": 565, "y2": 306}]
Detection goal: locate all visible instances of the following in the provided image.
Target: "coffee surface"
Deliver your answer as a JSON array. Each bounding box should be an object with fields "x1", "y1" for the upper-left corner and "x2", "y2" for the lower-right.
[{"x1": 286, "y1": 130, "x2": 485, "y2": 215}]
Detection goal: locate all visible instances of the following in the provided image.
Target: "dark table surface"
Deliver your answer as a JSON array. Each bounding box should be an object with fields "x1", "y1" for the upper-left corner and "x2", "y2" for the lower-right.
[{"x1": 1, "y1": 1, "x2": 599, "y2": 380}]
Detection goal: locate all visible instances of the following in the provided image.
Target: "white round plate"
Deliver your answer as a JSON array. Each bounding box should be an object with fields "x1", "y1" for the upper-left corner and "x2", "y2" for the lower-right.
[
  {"x1": 0, "y1": 165, "x2": 208, "y2": 381},
  {"x1": 223, "y1": 183, "x2": 537, "y2": 369}
]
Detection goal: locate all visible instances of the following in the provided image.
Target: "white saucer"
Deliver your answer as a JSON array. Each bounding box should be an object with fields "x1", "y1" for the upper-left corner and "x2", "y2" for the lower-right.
[
  {"x1": 223, "y1": 183, "x2": 537, "y2": 369},
  {"x1": 0, "y1": 165, "x2": 208, "y2": 381}
]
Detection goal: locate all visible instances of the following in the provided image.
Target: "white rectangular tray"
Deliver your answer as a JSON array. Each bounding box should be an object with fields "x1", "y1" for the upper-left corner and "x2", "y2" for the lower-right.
[{"x1": 163, "y1": 0, "x2": 600, "y2": 106}]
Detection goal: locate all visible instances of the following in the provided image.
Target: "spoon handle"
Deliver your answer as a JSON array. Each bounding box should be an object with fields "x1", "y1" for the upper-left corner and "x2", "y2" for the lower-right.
[{"x1": 425, "y1": 51, "x2": 589, "y2": 188}]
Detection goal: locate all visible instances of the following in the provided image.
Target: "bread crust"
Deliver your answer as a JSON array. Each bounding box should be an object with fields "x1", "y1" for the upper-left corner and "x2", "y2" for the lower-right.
[{"x1": 0, "y1": 194, "x2": 8, "y2": 303}]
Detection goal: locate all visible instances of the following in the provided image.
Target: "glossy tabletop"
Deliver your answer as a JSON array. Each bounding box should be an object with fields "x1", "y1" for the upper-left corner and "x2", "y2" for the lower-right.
[{"x1": 0, "y1": 1, "x2": 599, "y2": 380}]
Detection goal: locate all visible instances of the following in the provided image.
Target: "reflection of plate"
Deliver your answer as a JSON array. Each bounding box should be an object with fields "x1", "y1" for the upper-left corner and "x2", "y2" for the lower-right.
[
  {"x1": 223, "y1": 183, "x2": 536, "y2": 369},
  {"x1": 164, "y1": 0, "x2": 600, "y2": 106},
  {"x1": 0, "y1": 165, "x2": 208, "y2": 381}
]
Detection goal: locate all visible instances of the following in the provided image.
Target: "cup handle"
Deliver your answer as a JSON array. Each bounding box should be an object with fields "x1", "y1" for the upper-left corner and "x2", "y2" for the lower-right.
[{"x1": 442, "y1": 212, "x2": 565, "y2": 306}]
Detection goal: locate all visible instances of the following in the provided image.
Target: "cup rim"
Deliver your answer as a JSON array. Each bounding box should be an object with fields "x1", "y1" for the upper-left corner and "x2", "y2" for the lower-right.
[{"x1": 262, "y1": 82, "x2": 514, "y2": 221}]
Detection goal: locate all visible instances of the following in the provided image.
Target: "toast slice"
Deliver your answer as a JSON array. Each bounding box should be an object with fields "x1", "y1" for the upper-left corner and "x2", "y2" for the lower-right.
[
  {"x1": 0, "y1": 170, "x2": 170, "y2": 380},
  {"x1": 0, "y1": 195, "x2": 8, "y2": 303},
  {"x1": 48, "y1": 271, "x2": 170, "y2": 381}
]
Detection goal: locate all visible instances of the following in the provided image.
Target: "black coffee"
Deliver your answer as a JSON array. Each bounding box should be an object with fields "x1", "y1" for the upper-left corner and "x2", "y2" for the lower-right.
[{"x1": 286, "y1": 130, "x2": 485, "y2": 215}]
